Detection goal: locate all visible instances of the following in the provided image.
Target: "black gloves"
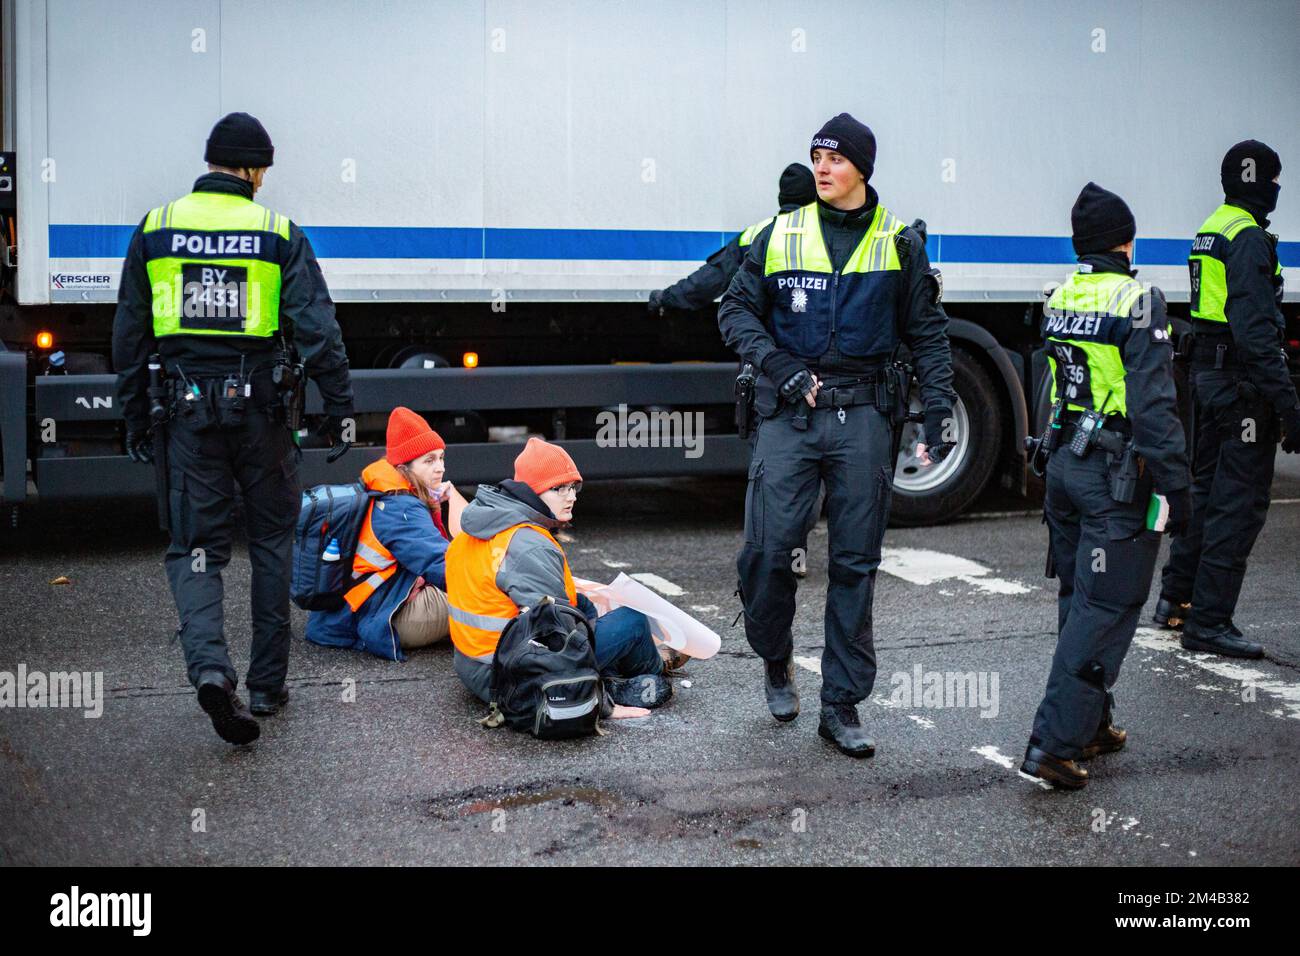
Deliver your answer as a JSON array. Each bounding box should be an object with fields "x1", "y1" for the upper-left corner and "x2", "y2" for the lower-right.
[
  {"x1": 1164, "y1": 486, "x2": 1192, "y2": 537},
  {"x1": 1282, "y1": 405, "x2": 1300, "y2": 454},
  {"x1": 762, "y1": 350, "x2": 811, "y2": 398},
  {"x1": 779, "y1": 369, "x2": 817, "y2": 402},
  {"x1": 922, "y1": 407, "x2": 955, "y2": 463},
  {"x1": 647, "y1": 290, "x2": 665, "y2": 316},
  {"x1": 126, "y1": 428, "x2": 154, "y2": 464}
]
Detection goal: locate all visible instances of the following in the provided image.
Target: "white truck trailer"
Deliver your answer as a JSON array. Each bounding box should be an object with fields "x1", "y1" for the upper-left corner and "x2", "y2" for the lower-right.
[{"x1": 2, "y1": 0, "x2": 1297, "y2": 523}]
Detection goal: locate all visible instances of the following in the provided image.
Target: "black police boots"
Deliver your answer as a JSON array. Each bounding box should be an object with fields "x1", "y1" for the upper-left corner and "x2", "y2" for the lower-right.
[
  {"x1": 1020, "y1": 744, "x2": 1088, "y2": 790},
  {"x1": 764, "y1": 657, "x2": 800, "y2": 722},
  {"x1": 196, "y1": 671, "x2": 260, "y2": 745},
  {"x1": 1081, "y1": 722, "x2": 1127, "y2": 761},
  {"x1": 817, "y1": 704, "x2": 875, "y2": 758},
  {"x1": 249, "y1": 686, "x2": 290, "y2": 717},
  {"x1": 1153, "y1": 596, "x2": 1191, "y2": 630},
  {"x1": 1181, "y1": 621, "x2": 1264, "y2": 659}
]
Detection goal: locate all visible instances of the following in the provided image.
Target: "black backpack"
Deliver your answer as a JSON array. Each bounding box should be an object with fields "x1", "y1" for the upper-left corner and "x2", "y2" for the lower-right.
[
  {"x1": 291, "y1": 482, "x2": 410, "y2": 611},
  {"x1": 488, "y1": 596, "x2": 602, "y2": 739}
]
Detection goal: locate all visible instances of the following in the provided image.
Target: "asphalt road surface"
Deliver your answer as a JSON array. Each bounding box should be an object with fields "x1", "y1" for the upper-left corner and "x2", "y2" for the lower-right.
[{"x1": 2, "y1": 454, "x2": 1298, "y2": 866}]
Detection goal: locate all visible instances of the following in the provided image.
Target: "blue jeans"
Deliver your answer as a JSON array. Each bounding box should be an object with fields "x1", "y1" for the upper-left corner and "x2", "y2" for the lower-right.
[{"x1": 575, "y1": 594, "x2": 663, "y2": 679}]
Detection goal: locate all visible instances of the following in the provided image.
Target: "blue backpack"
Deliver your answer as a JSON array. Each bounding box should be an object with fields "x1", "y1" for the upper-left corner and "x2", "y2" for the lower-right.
[{"x1": 291, "y1": 482, "x2": 409, "y2": 611}]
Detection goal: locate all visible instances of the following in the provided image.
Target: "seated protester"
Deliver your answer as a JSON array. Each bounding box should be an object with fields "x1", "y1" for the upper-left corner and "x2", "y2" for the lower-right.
[
  {"x1": 446, "y1": 437, "x2": 672, "y2": 711},
  {"x1": 306, "y1": 407, "x2": 468, "y2": 661}
]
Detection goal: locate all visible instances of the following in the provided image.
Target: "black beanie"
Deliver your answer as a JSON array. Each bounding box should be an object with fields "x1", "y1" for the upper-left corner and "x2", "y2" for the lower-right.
[
  {"x1": 1221, "y1": 139, "x2": 1281, "y2": 217},
  {"x1": 777, "y1": 163, "x2": 816, "y2": 208},
  {"x1": 205, "y1": 112, "x2": 275, "y2": 168},
  {"x1": 811, "y1": 113, "x2": 876, "y2": 181},
  {"x1": 1070, "y1": 182, "x2": 1136, "y2": 255}
]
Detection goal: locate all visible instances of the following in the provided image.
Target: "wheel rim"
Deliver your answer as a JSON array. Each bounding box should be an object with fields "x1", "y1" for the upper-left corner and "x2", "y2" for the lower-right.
[{"x1": 893, "y1": 389, "x2": 971, "y2": 493}]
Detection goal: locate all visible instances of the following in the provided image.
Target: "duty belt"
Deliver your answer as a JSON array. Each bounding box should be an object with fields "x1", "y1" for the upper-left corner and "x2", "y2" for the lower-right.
[
  {"x1": 1188, "y1": 336, "x2": 1245, "y2": 371},
  {"x1": 812, "y1": 384, "x2": 877, "y2": 409}
]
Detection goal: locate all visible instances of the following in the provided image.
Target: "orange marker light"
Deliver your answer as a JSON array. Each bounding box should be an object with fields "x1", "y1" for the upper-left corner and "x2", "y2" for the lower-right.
[
  {"x1": 35, "y1": 331, "x2": 54, "y2": 349},
  {"x1": 462, "y1": 352, "x2": 479, "y2": 368}
]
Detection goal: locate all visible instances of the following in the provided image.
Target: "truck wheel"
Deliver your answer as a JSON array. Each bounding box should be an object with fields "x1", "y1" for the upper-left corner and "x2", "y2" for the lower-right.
[{"x1": 890, "y1": 348, "x2": 1003, "y2": 526}]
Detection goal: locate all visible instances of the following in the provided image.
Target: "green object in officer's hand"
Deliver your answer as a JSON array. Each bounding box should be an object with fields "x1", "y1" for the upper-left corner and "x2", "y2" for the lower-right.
[{"x1": 1146, "y1": 493, "x2": 1169, "y2": 532}]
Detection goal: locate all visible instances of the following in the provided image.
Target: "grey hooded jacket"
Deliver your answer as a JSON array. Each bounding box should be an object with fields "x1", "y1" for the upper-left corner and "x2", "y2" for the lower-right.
[{"x1": 458, "y1": 483, "x2": 571, "y2": 611}]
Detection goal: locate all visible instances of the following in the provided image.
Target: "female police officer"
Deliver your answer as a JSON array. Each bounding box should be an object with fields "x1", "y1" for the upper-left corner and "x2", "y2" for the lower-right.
[{"x1": 717, "y1": 113, "x2": 955, "y2": 757}]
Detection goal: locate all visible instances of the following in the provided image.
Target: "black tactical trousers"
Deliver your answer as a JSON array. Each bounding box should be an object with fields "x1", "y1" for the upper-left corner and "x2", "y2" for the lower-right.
[
  {"x1": 737, "y1": 400, "x2": 894, "y2": 706},
  {"x1": 1031, "y1": 446, "x2": 1160, "y2": 760},
  {"x1": 164, "y1": 399, "x2": 299, "y2": 691},
  {"x1": 1160, "y1": 369, "x2": 1276, "y2": 629}
]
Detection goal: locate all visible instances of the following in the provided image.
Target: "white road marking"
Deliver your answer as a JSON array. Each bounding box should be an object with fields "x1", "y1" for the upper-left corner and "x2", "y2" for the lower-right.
[
  {"x1": 794, "y1": 655, "x2": 821, "y2": 675},
  {"x1": 601, "y1": 559, "x2": 631, "y2": 568},
  {"x1": 1132, "y1": 628, "x2": 1300, "y2": 720},
  {"x1": 970, "y1": 744, "x2": 1015, "y2": 769},
  {"x1": 880, "y1": 547, "x2": 1034, "y2": 595},
  {"x1": 630, "y1": 572, "x2": 684, "y2": 596},
  {"x1": 689, "y1": 605, "x2": 719, "y2": 614},
  {"x1": 1016, "y1": 771, "x2": 1054, "y2": 790},
  {"x1": 907, "y1": 714, "x2": 935, "y2": 729}
]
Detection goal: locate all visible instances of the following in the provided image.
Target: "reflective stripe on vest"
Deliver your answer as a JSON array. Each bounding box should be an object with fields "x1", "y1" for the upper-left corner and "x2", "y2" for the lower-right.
[
  {"x1": 343, "y1": 501, "x2": 401, "y2": 612},
  {"x1": 738, "y1": 216, "x2": 775, "y2": 247},
  {"x1": 1043, "y1": 270, "x2": 1151, "y2": 416},
  {"x1": 444, "y1": 522, "x2": 577, "y2": 658},
  {"x1": 141, "y1": 191, "x2": 291, "y2": 339},
  {"x1": 1188, "y1": 203, "x2": 1279, "y2": 324},
  {"x1": 761, "y1": 201, "x2": 907, "y2": 360}
]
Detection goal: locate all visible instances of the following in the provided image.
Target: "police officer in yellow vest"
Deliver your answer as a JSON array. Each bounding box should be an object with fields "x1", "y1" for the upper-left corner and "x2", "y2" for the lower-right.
[
  {"x1": 1020, "y1": 183, "x2": 1190, "y2": 790},
  {"x1": 718, "y1": 114, "x2": 955, "y2": 757},
  {"x1": 112, "y1": 113, "x2": 354, "y2": 745},
  {"x1": 1154, "y1": 140, "x2": 1300, "y2": 658},
  {"x1": 647, "y1": 164, "x2": 816, "y2": 315}
]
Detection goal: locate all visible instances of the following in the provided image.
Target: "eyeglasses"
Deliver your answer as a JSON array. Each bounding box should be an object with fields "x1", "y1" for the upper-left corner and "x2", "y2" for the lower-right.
[{"x1": 551, "y1": 481, "x2": 582, "y2": 496}]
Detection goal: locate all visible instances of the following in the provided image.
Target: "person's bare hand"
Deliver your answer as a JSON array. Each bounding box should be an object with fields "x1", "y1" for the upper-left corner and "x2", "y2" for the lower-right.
[
  {"x1": 805, "y1": 375, "x2": 822, "y2": 407},
  {"x1": 610, "y1": 704, "x2": 651, "y2": 719}
]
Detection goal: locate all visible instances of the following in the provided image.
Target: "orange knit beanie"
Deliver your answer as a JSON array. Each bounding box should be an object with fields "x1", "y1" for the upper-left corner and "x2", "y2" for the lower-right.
[{"x1": 513, "y1": 437, "x2": 582, "y2": 494}]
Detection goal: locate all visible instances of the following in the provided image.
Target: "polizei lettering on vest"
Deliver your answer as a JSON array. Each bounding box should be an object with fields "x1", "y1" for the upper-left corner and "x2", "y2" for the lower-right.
[
  {"x1": 775, "y1": 275, "x2": 829, "y2": 291},
  {"x1": 170, "y1": 233, "x2": 261, "y2": 256},
  {"x1": 1043, "y1": 311, "x2": 1103, "y2": 337},
  {"x1": 1191, "y1": 234, "x2": 1216, "y2": 252}
]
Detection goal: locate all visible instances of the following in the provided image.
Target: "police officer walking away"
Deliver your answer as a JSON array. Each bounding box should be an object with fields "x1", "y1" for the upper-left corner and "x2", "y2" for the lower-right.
[
  {"x1": 1021, "y1": 184, "x2": 1191, "y2": 790},
  {"x1": 113, "y1": 113, "x2": 354, "y2": 745},
  {"x1": 648, "y1": 164, "x2": 816, "y2": 315},
  {"x1": 1154, "y1": 141, "x2": 1299, "y2": 658},
  {"x1": 718, "y1": 114, "x2": 955, "y2": 757}
]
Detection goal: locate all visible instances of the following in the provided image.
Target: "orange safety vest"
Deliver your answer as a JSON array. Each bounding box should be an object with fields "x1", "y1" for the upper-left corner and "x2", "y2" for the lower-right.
[
  {"x1": 444, "y1": 522, "x2": 577, "y2": 658},
  {"x1": 343, "y1": 459, "x2": 414, "y2": 613}
]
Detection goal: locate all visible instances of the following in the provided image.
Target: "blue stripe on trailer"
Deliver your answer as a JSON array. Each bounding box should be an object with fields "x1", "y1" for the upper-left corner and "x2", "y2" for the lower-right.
[{"x1": 47, "y1": 224, "x2": 1300, "y2": 267}]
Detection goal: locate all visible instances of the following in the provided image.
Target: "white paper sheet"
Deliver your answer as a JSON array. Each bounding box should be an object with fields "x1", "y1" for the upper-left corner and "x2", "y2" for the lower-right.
[{"x1": 573, "y1": 573, "x2": 721, "y2": 660}]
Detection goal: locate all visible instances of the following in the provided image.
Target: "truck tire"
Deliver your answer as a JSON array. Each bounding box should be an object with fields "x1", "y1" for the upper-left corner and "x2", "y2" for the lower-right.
[{"x1": 890, "y1": 348, "x2": 1003, "y2": 527}]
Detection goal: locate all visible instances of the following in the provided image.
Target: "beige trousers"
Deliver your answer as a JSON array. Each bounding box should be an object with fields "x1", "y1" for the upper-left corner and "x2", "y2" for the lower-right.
[{"x1": 392, "y1": 585, "x2": 451, "y2": 650}]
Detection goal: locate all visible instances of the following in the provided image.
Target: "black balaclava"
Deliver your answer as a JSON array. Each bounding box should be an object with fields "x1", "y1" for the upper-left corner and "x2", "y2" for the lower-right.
[
  {"x1": 778, "y1": 163, "x2": 816, "y2": 209},
  {"x1": 1071, "y1": 182, "x2": 1136, "y2": 256},
  {"x1": 1221, "y1": 139, "x2": 1282, "y2": 222}
]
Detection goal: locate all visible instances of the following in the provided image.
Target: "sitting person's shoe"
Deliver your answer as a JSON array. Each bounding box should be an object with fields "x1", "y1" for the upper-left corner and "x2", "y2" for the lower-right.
[
  {"x1": 817, "y1": 704, "x2": 875, "y2": 758},
  {"x1": 764, "y1": 656, "x2": 800, "y2": 722},
  {"x1": 604, "y1": 673, "x2": 672, "y2": 709},
  {"x1": 1181, "y1": 621, "x2": 1264, "y2": 659},
  {"x1": 196, "y1": 671, "x2": 260, "y2": 745},
  {"x1": 1020, "y1": 744, "x2": 1088, "y2": 789},
  {"x1": 1153, "y1": 596, "x2": 1191, "y2": 630},
  {"x1": 1080, "y1": 722, "x2": 1127, "y2": 761},
  {"x1": 658, "y1": 646, "x2": 690, "y2": 674},
  {"x1": 249, "y1": 686, "x2": 290, "y2": 717}
]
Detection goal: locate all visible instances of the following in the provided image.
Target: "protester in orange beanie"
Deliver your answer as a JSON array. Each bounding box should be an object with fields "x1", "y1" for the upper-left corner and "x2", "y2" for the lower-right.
[
  {"x1": 444, "y1": 437, "x2": 674, "y2": 714},
  {"x1": 306, "y1": 407, "x2": 465, "y2": 661}
]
